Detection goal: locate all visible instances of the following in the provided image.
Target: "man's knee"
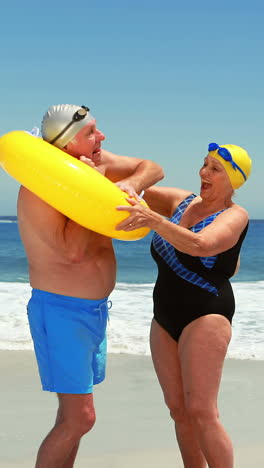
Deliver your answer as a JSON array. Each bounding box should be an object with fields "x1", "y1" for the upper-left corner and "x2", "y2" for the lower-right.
[
  {"x1": 57, "y1": 394, "x2": 96, "y2": 438},
  {"x1": 77, "y1": 406, "x2": 96, "y2": 436},
  {"x1": 59, "y1": 405, "x2": 96, "y2": 439}
]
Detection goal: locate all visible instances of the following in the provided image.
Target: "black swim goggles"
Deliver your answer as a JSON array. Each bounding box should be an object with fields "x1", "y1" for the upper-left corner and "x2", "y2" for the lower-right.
[{"x1": 49, "y1": 105, "x2": 90, "y2": 145}]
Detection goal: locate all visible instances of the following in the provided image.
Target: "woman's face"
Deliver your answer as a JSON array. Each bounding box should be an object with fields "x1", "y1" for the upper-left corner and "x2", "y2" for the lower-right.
[{"x1": 199, "y1": 155, "x2": 233, "y2": 200}]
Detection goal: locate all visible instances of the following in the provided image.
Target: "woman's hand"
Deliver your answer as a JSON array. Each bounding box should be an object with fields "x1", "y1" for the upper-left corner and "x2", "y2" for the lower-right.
[{"x1": 116, "y1": 197, "x2": 163, "y2": 231}]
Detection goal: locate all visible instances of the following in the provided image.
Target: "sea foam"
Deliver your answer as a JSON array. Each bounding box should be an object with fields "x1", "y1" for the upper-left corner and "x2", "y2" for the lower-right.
[{"x1": 0, "y1": 281, "x2": 263, "y2": 360}]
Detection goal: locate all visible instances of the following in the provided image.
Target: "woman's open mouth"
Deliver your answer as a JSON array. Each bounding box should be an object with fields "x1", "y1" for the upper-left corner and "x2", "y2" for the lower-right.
[{"x1": 201, "y1": 180, "x2": 211, "y2": 190}]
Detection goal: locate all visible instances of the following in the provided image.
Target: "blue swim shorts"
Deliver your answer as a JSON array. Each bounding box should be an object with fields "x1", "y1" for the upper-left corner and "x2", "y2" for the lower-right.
[{"x1": 27, "y1": 289, "x2": 111, "y2": 394}]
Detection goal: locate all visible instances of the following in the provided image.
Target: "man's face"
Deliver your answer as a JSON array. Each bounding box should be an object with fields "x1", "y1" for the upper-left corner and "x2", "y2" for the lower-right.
[{"x1": 65, "y1": 121, "x2": 106, "y2": 165}]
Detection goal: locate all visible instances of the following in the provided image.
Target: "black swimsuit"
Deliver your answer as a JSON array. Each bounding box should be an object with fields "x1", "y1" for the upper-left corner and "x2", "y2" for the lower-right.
[{"x1": 151, "y1": 194, "x2": 248, "y2": 342}]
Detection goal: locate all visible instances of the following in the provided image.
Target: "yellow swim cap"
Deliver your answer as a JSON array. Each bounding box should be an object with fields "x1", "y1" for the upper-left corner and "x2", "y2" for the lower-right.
[{"x1": 208, "y1": 143, "x2": 252, "y2": 189}]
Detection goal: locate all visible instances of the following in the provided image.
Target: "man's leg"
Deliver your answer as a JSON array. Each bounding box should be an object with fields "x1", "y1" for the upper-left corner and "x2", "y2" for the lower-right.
[
  {"x1": 35, "y1": 393, "x2": 95, "y2": 468},
  {"x1": 54, "y1": 404, "x2": 80, "y2": 468}
]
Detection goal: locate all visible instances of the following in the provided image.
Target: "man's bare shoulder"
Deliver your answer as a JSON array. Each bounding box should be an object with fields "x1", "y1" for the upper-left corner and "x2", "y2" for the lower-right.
[
  {"x1": 101, "y1": 149, "x2": 139, "y2": 167},
  {"x1": 101, "y1": 149, "x2": 145, "y2": 183},
  {"x1": 18, "y1": 186, "x2": 65, "y2": 224},
  {"x1": 100, "y1": 149, "x2": 117, "y2": 161},
  {"x1": 92, "y1": 150, "x2": 119, "y2": 177},
  {"x1": 18, "y1": 186, "x2": 40, "y2": 212},
  {"x1": 18, "y1": 186, "x2": 49, "y2": 211},
  {"x1": 17, "y1": 186, "x2": 72, "y2": 260},
  {"x1": 19, "y1": 185, "x2": 39, "y2": 201}
]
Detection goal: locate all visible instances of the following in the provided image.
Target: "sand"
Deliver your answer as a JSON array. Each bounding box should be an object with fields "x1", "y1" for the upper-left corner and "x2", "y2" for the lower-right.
[{"x1": 0, "y1": 351, "x2": 263, "y2": 467}]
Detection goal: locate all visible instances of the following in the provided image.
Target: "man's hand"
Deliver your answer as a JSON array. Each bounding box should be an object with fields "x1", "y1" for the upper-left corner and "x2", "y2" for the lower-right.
[
  {"x1": 115, "y1": 181, "x2": 142, "y2": 200},
  {"x1": 79, "y1": 156, "x2": 97, "y2": 169},
  {"x1": 79, "y1": 156, "x2": 105, "y2": 175}
]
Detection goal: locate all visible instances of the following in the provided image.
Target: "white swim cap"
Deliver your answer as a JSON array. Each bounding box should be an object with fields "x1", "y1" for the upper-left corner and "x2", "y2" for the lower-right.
[{"x1": 41, "y1": 104, "x2": 95, "y2": 148}]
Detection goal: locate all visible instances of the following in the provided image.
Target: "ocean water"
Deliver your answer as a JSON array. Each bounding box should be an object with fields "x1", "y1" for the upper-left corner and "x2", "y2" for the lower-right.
[{"x1": 0, "y1": 217, "x2": 263, "y2": 360}]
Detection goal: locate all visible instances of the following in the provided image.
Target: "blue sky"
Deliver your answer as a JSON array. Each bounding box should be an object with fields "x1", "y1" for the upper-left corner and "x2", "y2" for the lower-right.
[{"x1": 0, "y1": 0, "x2": 263, "y2": 218}]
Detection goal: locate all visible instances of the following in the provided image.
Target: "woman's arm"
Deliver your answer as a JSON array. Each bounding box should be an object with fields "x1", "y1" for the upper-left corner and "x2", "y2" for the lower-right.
[
  {"x1": 116, "y1": 200, "x2": 248, "y2": 257},
  {"x1": 143, "y1": 186, "x2": 192, "y2": 217}
]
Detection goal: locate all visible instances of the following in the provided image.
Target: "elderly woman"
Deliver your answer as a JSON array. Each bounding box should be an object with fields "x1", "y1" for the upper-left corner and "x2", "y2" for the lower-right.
[{"x1": 116, "y1": 143, "x2": 252, "y2": 468}]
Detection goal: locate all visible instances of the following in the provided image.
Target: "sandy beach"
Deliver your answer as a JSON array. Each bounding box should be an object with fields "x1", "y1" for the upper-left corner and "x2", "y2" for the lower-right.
[{"x1": 0, "y1": 351, "x2": 263, "y2": 467}]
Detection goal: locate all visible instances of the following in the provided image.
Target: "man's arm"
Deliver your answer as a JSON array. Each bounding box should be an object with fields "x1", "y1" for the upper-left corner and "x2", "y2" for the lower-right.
[
  {"x1": 103, "y1": 149, "x2": 164, "y2": 197},
  {"x1": 18, "y1": 187, "x2": 93, "y2": 264}
]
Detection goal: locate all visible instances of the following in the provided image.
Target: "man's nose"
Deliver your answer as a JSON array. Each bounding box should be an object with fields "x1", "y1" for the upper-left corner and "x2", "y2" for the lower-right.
[{"x1": 96, "y1": 129, "x2": 105, "y2": 141}]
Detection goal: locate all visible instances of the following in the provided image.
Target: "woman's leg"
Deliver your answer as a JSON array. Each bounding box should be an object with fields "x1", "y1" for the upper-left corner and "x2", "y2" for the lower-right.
[
  {"x1": 178, "y1": 314, "x2": 233, "y2": 468},
  {"x1": 150, "y1": 319, "x2": 206, "y2": 468}
]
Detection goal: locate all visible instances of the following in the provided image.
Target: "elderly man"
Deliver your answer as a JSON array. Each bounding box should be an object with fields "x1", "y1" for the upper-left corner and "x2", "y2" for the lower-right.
[{"x1": 18, "y1": 104, "x2": 163, "y2": 468}]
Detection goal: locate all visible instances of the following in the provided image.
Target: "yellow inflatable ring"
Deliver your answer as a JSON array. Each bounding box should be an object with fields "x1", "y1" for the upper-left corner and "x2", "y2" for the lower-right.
[{"x1": 0, "y1": 131, "x2": 150, "y2": 241}]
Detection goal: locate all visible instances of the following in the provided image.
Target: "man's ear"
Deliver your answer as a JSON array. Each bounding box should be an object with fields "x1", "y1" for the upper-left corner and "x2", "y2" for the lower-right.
[
  {"x1": 63, "y1": 140, "x2": 74, "y2": 153},
  {"x1": 62, "y1": 140, "x2": 78, "y2": 157}
]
